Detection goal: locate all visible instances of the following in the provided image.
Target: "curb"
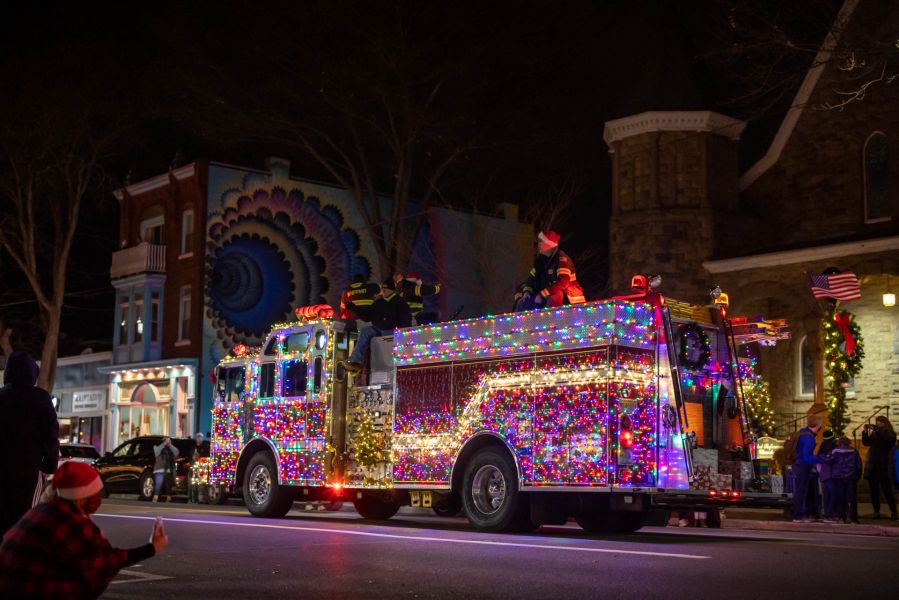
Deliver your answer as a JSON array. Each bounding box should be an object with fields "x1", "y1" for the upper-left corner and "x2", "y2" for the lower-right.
[{"x1": 723, "y1": 518, "x2": 899, "y2": 537}]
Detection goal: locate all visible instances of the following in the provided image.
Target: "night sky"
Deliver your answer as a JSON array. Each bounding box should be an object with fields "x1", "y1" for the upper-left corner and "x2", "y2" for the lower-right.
[{"x1": 0, "y1": 0, "x2": 839, "y2": 356}]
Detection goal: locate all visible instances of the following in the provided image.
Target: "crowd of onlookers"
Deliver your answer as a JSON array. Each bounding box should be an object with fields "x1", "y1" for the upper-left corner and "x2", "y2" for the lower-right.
[{"x1": 790, "y1": 413, "x2": 898, "y2": 523}]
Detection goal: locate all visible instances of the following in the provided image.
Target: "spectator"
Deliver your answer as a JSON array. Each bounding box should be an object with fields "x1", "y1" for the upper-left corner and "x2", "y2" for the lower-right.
[
  {"x1": 817, "y1": 429, "x2": 837, "y2": 521},
  {"x1": 861, "y1": 416, "x2": 898, "y2": 520},
  {"x1": 0, "y1": 461, "x2": 167, "y2": 598},
  {"x1": 188, "y1": 433, "x2": 206, "y2": 503},
  {"x1": 152, "y1": 437, "x2": 179, "y2": 502},
  {"x1": 822, "y1": 436, "x2": 862, "y2": 524},
  {"x1": 791, "y1": 414, "x2": 823, "y2": 523},
  {"x1": 0, "y1": 352, "x2": 59, "y2": 534}
]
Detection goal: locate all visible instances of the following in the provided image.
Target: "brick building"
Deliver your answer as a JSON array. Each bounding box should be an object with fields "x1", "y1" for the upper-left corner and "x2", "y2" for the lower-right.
[
  {"x1": 605, "y1": 0, "x2": 898, "y2": 434},
  {"x1": 100, "y1": 157, "x2": 532, "y2": 446}
]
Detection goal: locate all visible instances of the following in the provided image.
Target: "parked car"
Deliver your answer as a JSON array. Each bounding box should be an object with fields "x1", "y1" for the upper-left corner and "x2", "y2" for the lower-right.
[
  {"x1": 94, "y1": 436, "x2": 200, "y2": 500},
  {"x1": 58, "y1": 443, "x2": 101, "y2": 469}
]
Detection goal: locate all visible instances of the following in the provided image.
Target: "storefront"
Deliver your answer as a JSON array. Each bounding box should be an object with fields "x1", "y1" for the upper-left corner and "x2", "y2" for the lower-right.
[
  {"x1": 99, "y1": 359, "x2": 198, "y2": 451},
  {"x1": 52, "y1": 352, "x2": 113, "y2": 453}
]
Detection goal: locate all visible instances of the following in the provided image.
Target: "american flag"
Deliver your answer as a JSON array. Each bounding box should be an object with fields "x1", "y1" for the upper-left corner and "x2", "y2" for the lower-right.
[{"x1": 808, "y1": 272, "x2": 861, "y2": 301}]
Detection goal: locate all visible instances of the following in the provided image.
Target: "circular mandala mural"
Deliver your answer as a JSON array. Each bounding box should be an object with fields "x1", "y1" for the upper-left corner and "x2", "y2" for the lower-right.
[{"x1": 206, "y1": 186, "x2": 371, "y2": 347}]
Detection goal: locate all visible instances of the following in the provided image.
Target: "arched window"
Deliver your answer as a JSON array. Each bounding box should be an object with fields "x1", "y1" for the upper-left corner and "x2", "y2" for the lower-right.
[
  {"x1": 798, "y1": 335, "x2": 814, "y2": 397},
  {"x1": 863, "y1": 132, "x2": 893, "y2": 222}
]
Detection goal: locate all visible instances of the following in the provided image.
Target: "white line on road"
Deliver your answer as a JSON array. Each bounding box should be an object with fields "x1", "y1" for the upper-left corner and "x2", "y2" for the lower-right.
[
  {"x1": 96, "y1": 513, "x2": 710, "y2": 560},
  {"x1": 110, "y1": 569, "x2": 174, "y2": 585}
]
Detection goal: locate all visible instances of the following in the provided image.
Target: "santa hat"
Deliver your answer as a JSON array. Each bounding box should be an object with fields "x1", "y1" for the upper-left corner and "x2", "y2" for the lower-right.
[
  {"x1": 405, "y1": 272, "x2": 421, "y2": 282},
  {"x1": 537, "y1": 230, "x2": 560, "y2": 247},
  {"x1": 53, "y1": 461, "x2": 104, "y2": 500}
]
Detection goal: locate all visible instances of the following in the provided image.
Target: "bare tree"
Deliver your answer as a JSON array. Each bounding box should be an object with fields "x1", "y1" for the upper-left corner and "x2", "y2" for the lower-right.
[{"x1": 0, "y1": 103, "x2": 113, "y2": 390}]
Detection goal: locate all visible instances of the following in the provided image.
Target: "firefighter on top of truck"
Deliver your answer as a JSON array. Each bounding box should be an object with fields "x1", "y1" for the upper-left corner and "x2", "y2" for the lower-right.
[
  {"x1": 395, "y1": 272, "x2": 440, "y2": 325},
  {"x1": 344, "y1": 278, "x2": 412, "y2": 373},
  {"x1": 340, "y1": 274, "x2": 380, "y2": 321},
  {"x1": 515, "y1": 230, "x2": 586, "y2": 309}
]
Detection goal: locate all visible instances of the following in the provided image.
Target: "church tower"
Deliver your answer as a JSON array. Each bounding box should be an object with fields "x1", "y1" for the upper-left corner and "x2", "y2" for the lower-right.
[{"x1": 604, "y1": 111, "x2": 746, "y2": 303}]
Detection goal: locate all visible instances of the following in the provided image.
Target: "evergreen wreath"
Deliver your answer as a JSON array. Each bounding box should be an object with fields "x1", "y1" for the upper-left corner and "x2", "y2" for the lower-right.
[
  {"x1": 823, "y1": 308, "x2": 864, "y2": 436},
  {"x1": 677, "y1": 322, "x2": 711, "y2": 371}
]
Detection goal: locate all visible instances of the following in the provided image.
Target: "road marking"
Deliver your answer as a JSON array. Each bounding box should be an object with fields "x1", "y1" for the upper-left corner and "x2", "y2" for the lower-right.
[
  {"x1": 110, "y1": 569, "x2": 174, "y2": 585},
  {"x1": 96, "y1": 513, "x2": 710, "y2": 560}
]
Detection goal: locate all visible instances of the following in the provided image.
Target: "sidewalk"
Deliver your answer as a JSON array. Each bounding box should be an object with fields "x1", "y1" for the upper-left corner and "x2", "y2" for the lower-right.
[{"x1": 719, "y1": 503, "x2": 899, "y2": 537}]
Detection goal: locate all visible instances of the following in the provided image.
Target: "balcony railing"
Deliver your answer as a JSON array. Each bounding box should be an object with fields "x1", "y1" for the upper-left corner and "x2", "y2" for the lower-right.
[{"x1": 110, "y1": 242, "x2": 166, "y2": 280}]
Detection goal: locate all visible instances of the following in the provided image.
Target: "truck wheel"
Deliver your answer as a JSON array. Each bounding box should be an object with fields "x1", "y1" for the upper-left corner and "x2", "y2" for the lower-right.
[
  {"x1": 462, "y1": 447, "x2": 525, "y2": 532},
  {"x1": 243, "y1": 453, "x2": 294, "y2": 518},
  {"x1": 432, "y1": 494, "x2": 462, "y2": 517},
  {"x1": 206, "y1": 485, "x2": 228, "y2": 505},
  {"x1": 138, "y1": 471, "x2": 155, "y2": 501},
  {"x1": 353, "y1": 492, "x2": 401, "y2": 520},
  {"x1": 576, "y1": 511, "x2": 646, "y2": 534}
]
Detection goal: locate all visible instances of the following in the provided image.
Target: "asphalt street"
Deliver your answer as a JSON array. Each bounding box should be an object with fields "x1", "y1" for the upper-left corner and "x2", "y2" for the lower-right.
[{"x1": 96, "y1": 498, "x2": 899, "y2": 600}]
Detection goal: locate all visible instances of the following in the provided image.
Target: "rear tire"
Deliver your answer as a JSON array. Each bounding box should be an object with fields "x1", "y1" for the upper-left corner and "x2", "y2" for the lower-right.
[
  {"x1": 138, "y1": 472, "x2": 155, "y2": 501},
  {"x1": 462, "y1": 447, "x2": 525, "y2": 532},
  {"x1": 353, "y1": 492, "x2": 401, "y2": 520},
  {"x1": 243, "y1": 453, "x2": 294, "y2": 518},
  {"x1": 432, "y1": 494, "x2": 462, "y2": 517}
]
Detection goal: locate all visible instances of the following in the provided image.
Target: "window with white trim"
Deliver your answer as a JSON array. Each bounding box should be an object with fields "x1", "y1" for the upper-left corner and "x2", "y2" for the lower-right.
[
  {"x1": 180, "y1": 209, "x2": 194, "y2": 255},
  {"x1": 178, "y1": 285, "x2": 191, "y2": 341}
]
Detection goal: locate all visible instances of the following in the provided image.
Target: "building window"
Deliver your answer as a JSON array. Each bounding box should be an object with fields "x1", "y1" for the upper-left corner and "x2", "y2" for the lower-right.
[
  {"x1": 863, "y1": 132, "x2": 893, "y2": 222},
  {"x1": 150, "y1": 292, "x2": 160, "y2": 343},
  {"x1": 799, "y1": 336, "x2": 814, "y2": 397},
  {"x1": 178, "y1": 285, "x2": 191, "y2": 341},
  {"x1": 134, "y1": 299, "x2": 144, "y2": 343},
  {"x1": 140, "y1": 214, "x2": 165, "y2": 245},
  {"x1": 118, "y1": 301, "x2": 129, "y2": 345},
  {"x1": 180, "y1": 208, "x2": 194, "y2": 255}
]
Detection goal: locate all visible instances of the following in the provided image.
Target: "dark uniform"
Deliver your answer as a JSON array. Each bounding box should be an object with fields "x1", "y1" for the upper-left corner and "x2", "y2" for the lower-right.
[
  {"x1": 521, "y1": 248, "x2": 585, "y2": 308},
  {"x1": 340, "y1": 280, "x2": 380, "y2": 321},
  {"x1": 398, "y1": 277, "x2": 440, "y2": 324}
]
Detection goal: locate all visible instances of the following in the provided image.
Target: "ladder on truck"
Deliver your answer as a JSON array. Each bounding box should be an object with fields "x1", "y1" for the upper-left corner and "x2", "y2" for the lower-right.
[
  {"x1": 661, "y1": 306, "x2": 694, "y2": 482},
  {"x1": 723, "y1": 319, "x2": 752, "y2": 457}
]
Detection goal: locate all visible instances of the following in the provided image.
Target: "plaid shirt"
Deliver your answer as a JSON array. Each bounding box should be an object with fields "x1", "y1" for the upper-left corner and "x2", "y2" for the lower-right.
[{"x1": 0, "y1": 497, "x2": 152, "y2": 599}]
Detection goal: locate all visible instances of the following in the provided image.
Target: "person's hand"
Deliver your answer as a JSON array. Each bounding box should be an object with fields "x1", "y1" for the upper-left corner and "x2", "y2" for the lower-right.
[
  {"x1": 151, "y1": 518, "x2": 168, "y2": 553},
  {"x1": 533, "y1": 294, "x2": 544, "y2": 306}
]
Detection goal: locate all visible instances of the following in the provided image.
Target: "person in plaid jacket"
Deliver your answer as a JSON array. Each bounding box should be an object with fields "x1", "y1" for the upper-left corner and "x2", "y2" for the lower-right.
[{"x1": 0, "y1": 461, "x2": 168, "y2": 599}]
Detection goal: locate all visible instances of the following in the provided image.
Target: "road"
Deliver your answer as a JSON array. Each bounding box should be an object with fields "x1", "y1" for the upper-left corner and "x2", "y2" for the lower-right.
[{"x1": 96, "y1": 498, "x2": 899, "y2": 599}]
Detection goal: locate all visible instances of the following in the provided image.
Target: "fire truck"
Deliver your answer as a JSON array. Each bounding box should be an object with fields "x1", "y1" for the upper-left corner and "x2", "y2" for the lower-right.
[{"x1": 210, "y1": 279, "x2": 789, "y2": 533}]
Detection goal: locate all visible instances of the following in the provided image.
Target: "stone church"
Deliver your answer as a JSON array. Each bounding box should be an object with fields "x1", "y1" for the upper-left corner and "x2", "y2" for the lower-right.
[{"x1": 604, "y1": 0, "x2": 898, "y2": 434}]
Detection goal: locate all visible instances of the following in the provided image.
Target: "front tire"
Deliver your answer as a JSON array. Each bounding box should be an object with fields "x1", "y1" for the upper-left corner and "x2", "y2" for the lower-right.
[
  {"x1": 353, "y1": 491, "x2": 401, "y2": 520},
  {"x1": 243, "y1": 453, "x2": 294, "y2": 518},
  {"x1": 462, "y1": 447, "x2": 525, "y2": 532},
  {"x1": 138, "y1": 472, "x2": 155, "y2": 501}
]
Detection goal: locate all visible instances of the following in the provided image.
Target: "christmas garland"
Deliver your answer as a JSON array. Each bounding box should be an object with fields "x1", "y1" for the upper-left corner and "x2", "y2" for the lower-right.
[
  {"x1": 678, "y1": 322, "x2": 711, "y2": 371},
  {"x1": 823, "y1": 309, "x2": 864, "y2": 436}
]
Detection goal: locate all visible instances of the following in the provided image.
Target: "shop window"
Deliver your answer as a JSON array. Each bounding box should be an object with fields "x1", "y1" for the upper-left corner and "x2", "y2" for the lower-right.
[
  {"x1": 178, "y1": 285, "x2": 191, "y2": 340},
  {"x1": 864, "y1": 132, "x2": 893, "y2": 222},
  {"x1": 259, "y1": 363, "x2": 275, "y2": 398},
  {"x1": 180, "y1": 208, "x2": 194, "y2": 255},
  {"x1": 281, "y1": 360, "x2": 307, "y2": 397}
]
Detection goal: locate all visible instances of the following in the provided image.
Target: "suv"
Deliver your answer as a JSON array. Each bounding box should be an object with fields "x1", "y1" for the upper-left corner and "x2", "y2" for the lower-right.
[{"x1": 94, "y1": 436, "x2": 202, "y2": 500}]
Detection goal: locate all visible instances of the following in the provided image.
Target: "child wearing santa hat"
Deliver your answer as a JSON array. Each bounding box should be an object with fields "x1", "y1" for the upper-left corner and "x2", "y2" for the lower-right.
[{"x1": 0, "y1": 460, "x2": 168, "y2": 598}]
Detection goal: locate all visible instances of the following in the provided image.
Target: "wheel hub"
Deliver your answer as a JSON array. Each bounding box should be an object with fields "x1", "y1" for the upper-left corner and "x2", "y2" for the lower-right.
[
  {"x1": 142, "y1": 477, "x2": 154, "y2": 498},
  {"x1": 248, "y1": 465, "x2": 271, "y2": 505},
  {"x1": 471, "y1": 465, "x2": 506, "y2": 515}
]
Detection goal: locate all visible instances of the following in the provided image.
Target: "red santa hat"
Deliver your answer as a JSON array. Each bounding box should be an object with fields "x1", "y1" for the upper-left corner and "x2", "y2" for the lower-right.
[
  {"x1": 537, "y1": 230, "x2": 560, "y2": 248},
  {"x1": 53, "y1": 461, "x2": 104, "y2": 500},
  {"x1": 405, "y1": 272, "x2": 421, "y2": 282}
]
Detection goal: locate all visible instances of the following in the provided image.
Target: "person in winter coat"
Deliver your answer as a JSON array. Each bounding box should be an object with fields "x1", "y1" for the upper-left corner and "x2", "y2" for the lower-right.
[
  {"x1": 0, "y1": 460, "x2": 168, "y2": 599},
  {"x1": 152, "y1": 437, "x2": 179, "y2": 502},
  {"x1": 816, "y1": 430, "x2": 837, "y2": 520},
  {"x1": 345, "y1": 279, "x2": 412, "y2": 373},
  {"x1": 791, "y1": 414, "x2": 823, "y2": 522},
  {"x1": 0, "y1": 352, "x2": 59, "y2": 534},
  {"x1": 516, "y1": 231, "x2": 586, "y2": 309},
  {"x1": 822, "y1": 437, "x2": 862, "y2": 524},
  {"x1": 340, "y1": 274, "x2": 380, "y2": 322},
  {"x1": 861, "y1": 415, "x2": 898, "y2": 520},
  {"x1": 395, "y1": 272, "x2": 440, "y2": 325}
]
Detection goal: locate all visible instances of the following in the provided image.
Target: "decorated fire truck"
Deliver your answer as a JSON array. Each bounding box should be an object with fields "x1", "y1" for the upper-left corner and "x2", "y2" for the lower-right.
[{"x1": 210, "y1": 278, "x2": 789, "y2": 533}]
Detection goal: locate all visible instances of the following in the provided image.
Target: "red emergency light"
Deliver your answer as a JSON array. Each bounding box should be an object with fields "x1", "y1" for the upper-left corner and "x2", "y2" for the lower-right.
[
  {"x1": 232, "y1": 343, "x2": 249, "y2": 357},
  {"x1": 295, "y1": 304, "x2": 335, "y2": 320}
]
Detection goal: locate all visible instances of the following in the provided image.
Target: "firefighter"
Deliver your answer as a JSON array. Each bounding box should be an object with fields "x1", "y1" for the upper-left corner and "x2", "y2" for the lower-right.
[
  {"x1": 395, "y1": 272, "x2": 440, "y2": 325},
  {"x1": 340, "y1": 274, "x2": 380, "y2": 321},
  {"x1": 344, "y1": 279, "x2": 411, "y2": 373},
  {"x1": 516, "y1": 230, "x2": 585, "y2": 309}
]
